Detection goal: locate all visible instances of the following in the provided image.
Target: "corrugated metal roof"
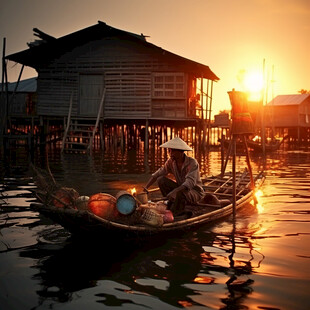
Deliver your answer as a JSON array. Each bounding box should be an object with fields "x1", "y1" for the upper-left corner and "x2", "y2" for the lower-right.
[
  {"x1": 1, "y1": 77, "x2": 37, "y2": 92},
  {"x1": 267, "y1": 94, "x2": 310, "y2": 106}
]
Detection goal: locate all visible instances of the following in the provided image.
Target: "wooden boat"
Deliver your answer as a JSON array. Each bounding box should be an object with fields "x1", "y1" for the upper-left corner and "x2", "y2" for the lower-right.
[
  {"x1": 30, "y1": 167, "x2": 265, "y2": 241},
  {"x1": 246, "y1": 138, "x2": 283, "y2": 152},
  {"x1": 222, "y1": 137, "x2": 283, "y2": 153}
]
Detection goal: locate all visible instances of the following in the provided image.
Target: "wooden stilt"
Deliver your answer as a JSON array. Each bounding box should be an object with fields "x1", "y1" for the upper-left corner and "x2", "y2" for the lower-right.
[
  {"x1": 100, "y1": 121, "x2": 104, "y2": 151},
  {"x1": 144, "y1": 119, "x2": 149, "y2": 152},
  {"x1": 221, "y1": 131, "x2": 225, "y2": 173},
  {"x1": 151, "y1": 125, "x2": 155, "y2": 149},
  {"x1": 242, "y1": 135, "x2": 255, "y2": 189},
  {"x1": 221, "y1": 135, "x2": 233, "y2": 176},
  {"x1": 232, "y1": 135, "x2": 236, "y2": 221},
  {"x1": 120, "y1": 125, "x2": 124, "y2": 151}
]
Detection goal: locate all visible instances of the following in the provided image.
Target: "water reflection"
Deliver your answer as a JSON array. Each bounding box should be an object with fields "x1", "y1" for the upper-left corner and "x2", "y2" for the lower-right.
[
  {"x1": 1, "y1": 146, "x2": 310, "y2": 309},
  {"x1": 18, "y1": 233, "x2": 200, "y2": 307},
  {"x1": 0, "y1": 145, "x2": 266, "y2": 310},
  {"x1": 15, "y1": 205, "x2": 266, "y2": 310}
]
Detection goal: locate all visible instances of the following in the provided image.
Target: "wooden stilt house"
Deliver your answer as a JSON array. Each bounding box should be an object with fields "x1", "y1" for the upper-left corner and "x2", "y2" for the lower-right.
[
  {"x1": 264, "y1": 94, "x2": 310, "y2": 143},
  {"x1": 5, "y1": 21, "x2": 219, "y2": 151}
]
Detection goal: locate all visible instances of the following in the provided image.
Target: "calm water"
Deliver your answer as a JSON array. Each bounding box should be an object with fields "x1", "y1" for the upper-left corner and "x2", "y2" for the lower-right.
[{"x1": 0, "y1": 145, "x2": 310, "y2": 310}]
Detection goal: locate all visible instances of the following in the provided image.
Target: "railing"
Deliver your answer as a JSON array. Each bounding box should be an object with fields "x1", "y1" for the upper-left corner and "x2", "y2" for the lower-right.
[
  {"x1": 87, "y1": 88, "x2": 106, "y2": 152},
  {"x1": 61, "y1": 92, "x2": 73, "y2": 153}
]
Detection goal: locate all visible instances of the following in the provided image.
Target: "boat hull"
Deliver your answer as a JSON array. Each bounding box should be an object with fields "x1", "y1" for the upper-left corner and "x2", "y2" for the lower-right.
[{"x1": 30, "y1": 171, "x2": 265, "y2": 241}]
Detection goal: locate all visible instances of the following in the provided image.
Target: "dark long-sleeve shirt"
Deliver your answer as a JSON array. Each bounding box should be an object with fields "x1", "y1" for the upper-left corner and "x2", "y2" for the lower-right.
[{"x1": 152, "y1": 154, "x2": 204, "y2": 194}]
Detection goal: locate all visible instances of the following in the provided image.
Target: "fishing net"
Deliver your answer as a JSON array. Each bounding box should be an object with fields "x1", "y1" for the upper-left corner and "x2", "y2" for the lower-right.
[{"x1": 30, "y1": 163, "x2": 79, "y2": 208}]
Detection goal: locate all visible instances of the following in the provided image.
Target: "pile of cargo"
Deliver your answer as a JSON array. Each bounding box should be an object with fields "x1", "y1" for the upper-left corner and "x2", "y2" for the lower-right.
[{"x1": 51, "y1": 187, "x2": 173, "y2": 227}]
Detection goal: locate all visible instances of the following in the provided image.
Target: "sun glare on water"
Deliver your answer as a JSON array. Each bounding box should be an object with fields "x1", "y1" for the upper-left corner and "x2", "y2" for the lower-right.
[{"x1": 254, "y1": 189, "x2": 264, "y2": 213}]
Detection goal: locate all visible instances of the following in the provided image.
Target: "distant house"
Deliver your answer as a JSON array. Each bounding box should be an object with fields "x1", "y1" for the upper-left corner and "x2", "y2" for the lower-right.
[
  {"x1": 0, "y1": 77, "x2": 37, "y2": 116},
  {"x1": 5, "y1": 21, "x2": 219, "y2": 125},
  {"x1": 265, "y1": 94, "x2": 310, "y2": 127},
  {"x1": 264, "y1": 94, "x2": 310, "y2": 141},
  {"x1": 213, "y1": 113, "x2": 230, "y2": 128}
]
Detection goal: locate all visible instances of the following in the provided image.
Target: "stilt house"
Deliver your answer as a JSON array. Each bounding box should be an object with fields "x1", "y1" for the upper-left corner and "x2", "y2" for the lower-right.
[
  {"x1": 4, "y1": 21, "x2": 219, "y2": 150},
  {"x1": 264, "y1": 94, "x2": 310, "y2": 142},
  {"x1": 1, "y1": 77, "x2": 37, "y2": 116}
]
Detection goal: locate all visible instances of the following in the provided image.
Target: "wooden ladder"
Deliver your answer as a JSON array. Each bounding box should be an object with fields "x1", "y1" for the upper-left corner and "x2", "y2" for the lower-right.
[{"x1": 61, "y1": 90, "x2": 106, "y2": 153}]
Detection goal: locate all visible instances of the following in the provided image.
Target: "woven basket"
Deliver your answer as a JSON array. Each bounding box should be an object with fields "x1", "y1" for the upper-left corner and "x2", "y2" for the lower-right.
[{"x1": 140, "y1": 208, "x2": 164, "y2": 227}]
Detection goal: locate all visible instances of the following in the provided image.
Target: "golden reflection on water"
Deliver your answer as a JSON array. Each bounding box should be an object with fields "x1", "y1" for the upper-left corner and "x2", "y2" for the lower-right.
[
  {"x1": 178, "y1": 300, "x2": 193, "y2": 307},
  {"x1": 2, "y1": 147, "x2": 310, "y2": 310},
  {"x1": 254, "y1": 189, "x2": 264, "y2": 214},
  {"x1": 193, "y1": 275, "x2": 215, "y2": 284}
]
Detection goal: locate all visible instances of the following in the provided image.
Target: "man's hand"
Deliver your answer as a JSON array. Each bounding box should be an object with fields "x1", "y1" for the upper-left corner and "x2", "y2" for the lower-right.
[{"x1": 167, "y1": 185, "x2": 186, "y2": 201}]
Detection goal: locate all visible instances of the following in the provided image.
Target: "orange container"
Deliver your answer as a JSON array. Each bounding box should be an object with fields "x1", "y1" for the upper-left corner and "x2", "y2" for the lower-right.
[{"x1": 87, "y1": 193, "x2": 118, "y2": 220}]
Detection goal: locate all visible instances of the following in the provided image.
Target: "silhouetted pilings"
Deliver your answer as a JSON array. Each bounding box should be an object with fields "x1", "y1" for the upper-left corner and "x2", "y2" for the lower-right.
[
  {"x1": 1, "y1": 120, "x2": 229, "y2": 153},
  {"x1": 3, "y1": 119, "x2": 310, "y2": 155},
  {"x1": 96, "y1": 123, "x2": 225, "y2": 153}
]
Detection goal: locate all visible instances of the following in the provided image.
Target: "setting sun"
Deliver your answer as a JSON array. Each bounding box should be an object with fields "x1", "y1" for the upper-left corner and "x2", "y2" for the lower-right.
[
  {"x1": 244, "y1": 71, "x2": 264, "y2": 101},
  {"x1": 244, "y1": 72, "x2": 264, "y2": 92}
]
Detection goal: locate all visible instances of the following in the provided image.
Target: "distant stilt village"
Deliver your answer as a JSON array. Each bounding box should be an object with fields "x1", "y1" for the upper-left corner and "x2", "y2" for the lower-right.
[{"x1": 1, "y1": 22, "x2": 310, "y2": 154}]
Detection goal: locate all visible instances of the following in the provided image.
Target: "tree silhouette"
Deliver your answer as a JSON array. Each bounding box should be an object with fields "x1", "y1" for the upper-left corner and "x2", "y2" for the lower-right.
[{"x1": 298, "y1": 89, "x2": 310, "y2": 94}]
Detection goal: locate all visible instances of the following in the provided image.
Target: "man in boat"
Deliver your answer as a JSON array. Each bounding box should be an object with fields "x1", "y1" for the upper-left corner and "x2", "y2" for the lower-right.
[{"x1": 144, "y1": 137, "x2": 204, "y2": 215}]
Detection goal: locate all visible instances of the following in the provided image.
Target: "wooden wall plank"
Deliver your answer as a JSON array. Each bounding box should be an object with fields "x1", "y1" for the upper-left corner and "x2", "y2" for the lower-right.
[{"x1": 37, "y1": 37, "x2": 189, "y2": 119}]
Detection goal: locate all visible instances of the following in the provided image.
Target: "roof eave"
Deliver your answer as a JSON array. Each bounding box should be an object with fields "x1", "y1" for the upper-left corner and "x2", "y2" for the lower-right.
[{"x1": 6, "y1": 21, "x2": 219, "y2": 81}]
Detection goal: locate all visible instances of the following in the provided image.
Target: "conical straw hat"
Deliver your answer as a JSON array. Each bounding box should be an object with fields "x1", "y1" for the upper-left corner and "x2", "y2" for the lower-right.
[{"x1": 160, "y1": 137, "x2": 192, "y2": 151}]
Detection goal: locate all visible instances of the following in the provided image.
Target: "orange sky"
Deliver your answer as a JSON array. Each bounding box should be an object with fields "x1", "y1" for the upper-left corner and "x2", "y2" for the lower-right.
[{"x1": 1, "y1": 0, "x2": 309, "y2": 115}]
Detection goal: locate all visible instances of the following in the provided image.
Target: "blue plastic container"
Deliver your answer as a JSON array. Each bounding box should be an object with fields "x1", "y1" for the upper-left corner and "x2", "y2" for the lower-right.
[{"x1": 115, "y1": 191, "x2": 137, "y2": 215}]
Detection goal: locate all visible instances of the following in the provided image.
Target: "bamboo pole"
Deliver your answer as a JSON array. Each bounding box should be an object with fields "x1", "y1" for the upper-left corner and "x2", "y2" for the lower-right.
[
  {"x1": 120, "y1": 124, "x2": 124, "y2": 151},
  {"x1": 88, "y1": 88, "x2": 106, "y2": 152},
  {"x1": 261, "y1": 59, "x2": 266, "y2": 159},
  {"x1": 0, "y1": 38, "x2": 5, "y2": 144},
  {"x1": 232, "y1": 135, "x2": 236, "y2": 221},
  {"x1": 61, "y1": 92, "x2": 73, "y2": 153},
  {"x1": 144, "y1": 119, "x2": 149, "y2": 152},
  {"x1": 9, "y1": 65, "x2": 24, "y2": 106},
  {"x1": 221, "y1": 135, "x2": 232, "y2": 176},
  {"x1": 242, "y1": 135, "x2": 255, "y2": 189},
  {"x1": 200, "y1": 76, "x2": 205, "y2": 148},
  {"x1": 207, "y1": 80, "x2": 213, "y2": 149},
  {"x1": 2, "y1": 38, "x2": 9, "y2": 134},
  {"x1": 1, "y1": 38, "x2": 4, "y2": 93},
  {"x1": 100, "y1": 122, "x2": 104, "y2": 151}
]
